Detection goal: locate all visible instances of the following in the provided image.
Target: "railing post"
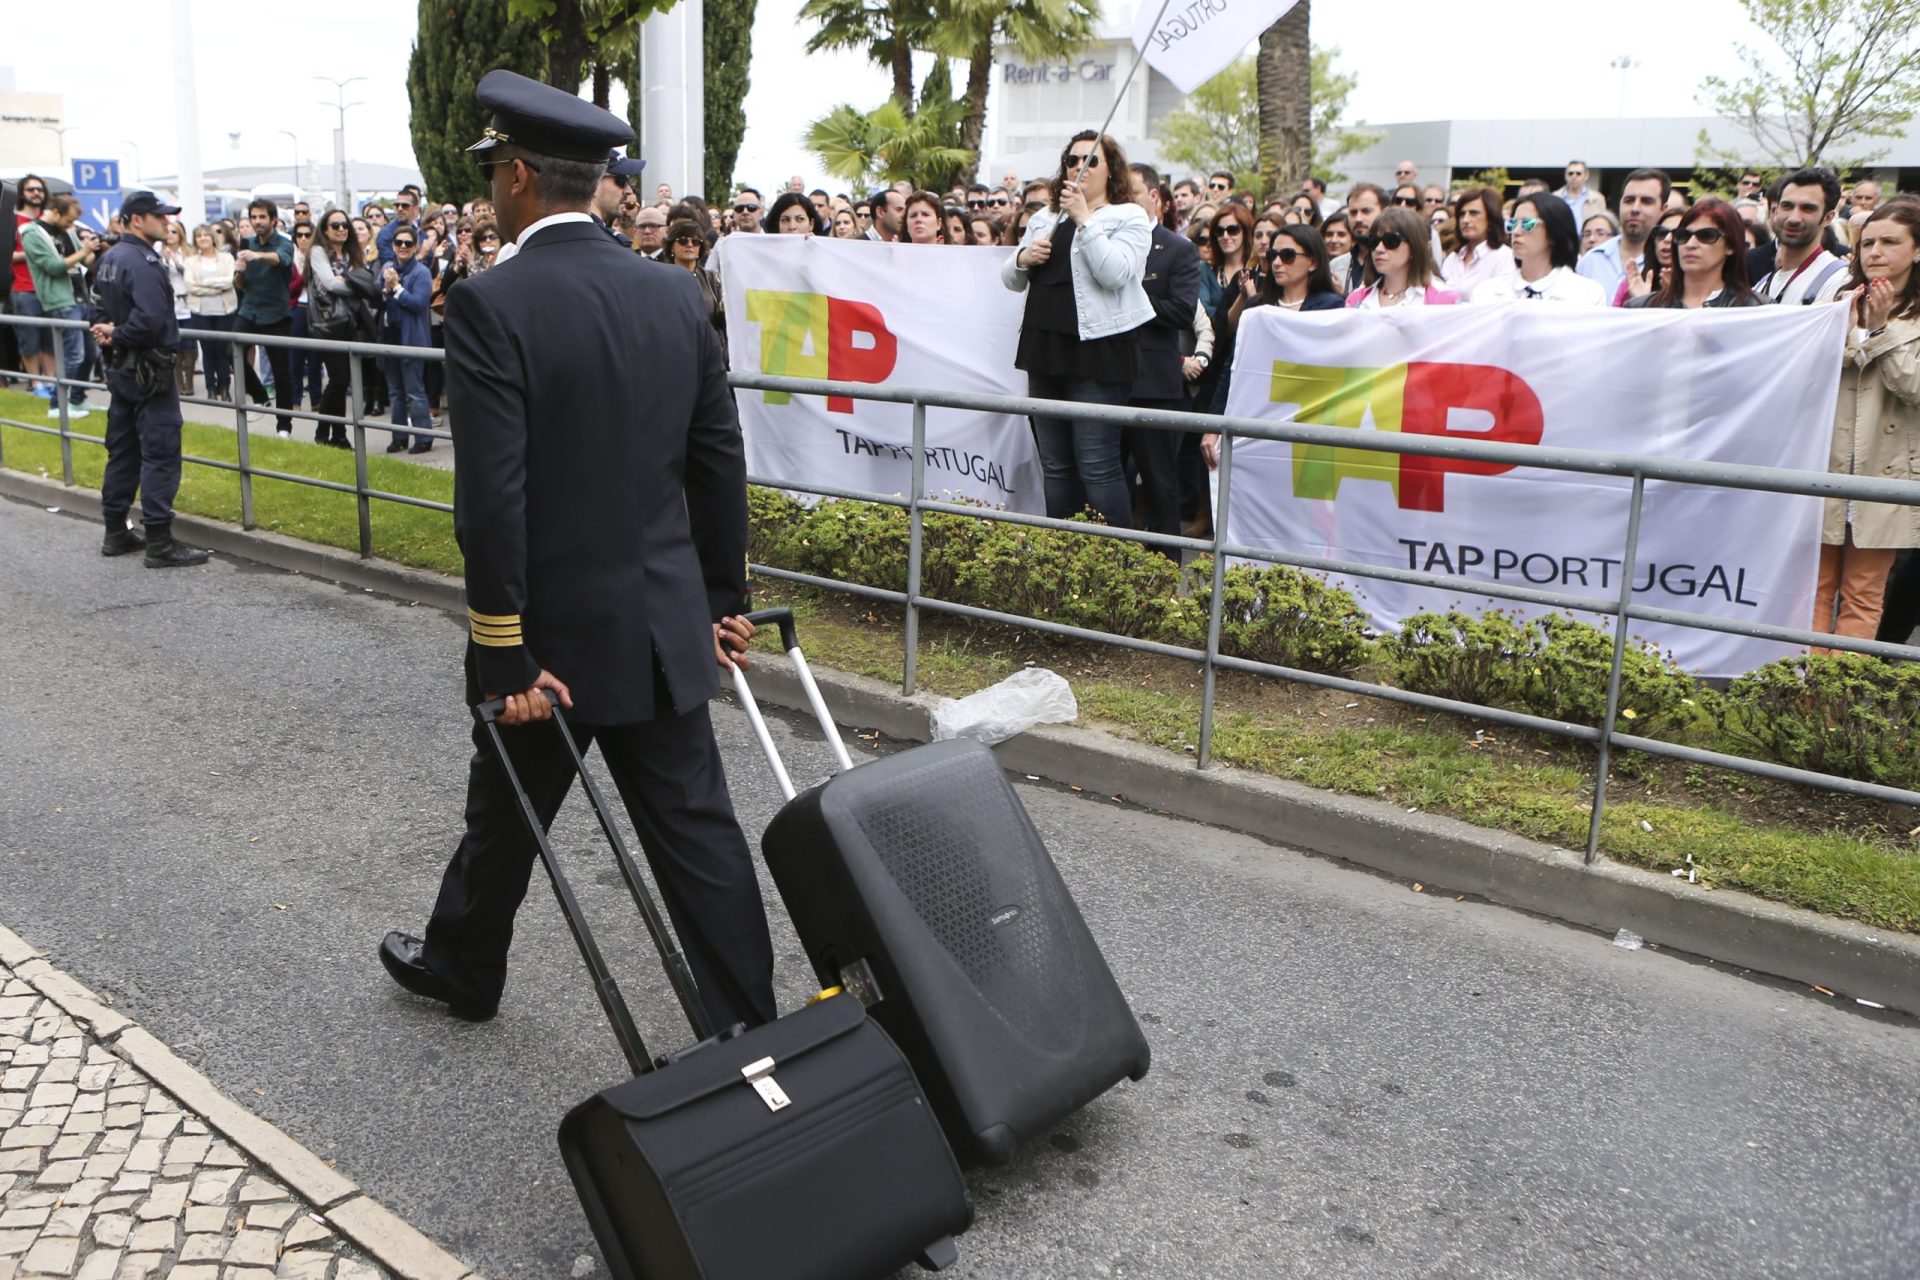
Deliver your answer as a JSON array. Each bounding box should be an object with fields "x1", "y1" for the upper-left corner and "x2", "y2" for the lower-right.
[
  {"x1": 1586, "y1": 470, "x2": 1648, "y2": 862},
  {"x1": 349, "y1": 351, "x2": 372, "y2": 557},
  {"x1": 56, "y1": 331, "x2": 73, "y2": 486},
  {"x1": 230, "y1": 336, "x2": 254, "y2": 529},
  {"x1": 902, "y1": 400, "x2": 927, "y2": 695},
  {"x1": 1197, "y1": 430, "x2": 1233, "y2": 768}
]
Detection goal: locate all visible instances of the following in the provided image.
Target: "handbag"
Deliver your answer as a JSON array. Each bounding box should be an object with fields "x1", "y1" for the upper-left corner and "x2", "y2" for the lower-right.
[{"x1": 308, "y1": 267, "x2": 355, "y2": 340}]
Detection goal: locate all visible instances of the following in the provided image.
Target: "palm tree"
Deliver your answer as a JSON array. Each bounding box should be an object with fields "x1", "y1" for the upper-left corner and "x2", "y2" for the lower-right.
[
  {"x1": 1255, "y1": 0, "x2": 1310, "y2": 194},
  {"x1": 806, "y1": 93, "x2": 976, "y2": 191},
  {"x1": 925, "y1": 0, "x2": 1098, "y2": 184},
  {"x1": 800, "y1": 0, "x2": 926, "y2": 110}
]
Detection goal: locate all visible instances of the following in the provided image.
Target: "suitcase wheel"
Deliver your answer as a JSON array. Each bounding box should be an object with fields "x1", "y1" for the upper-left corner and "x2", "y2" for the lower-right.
[{"x1": 915, "y1": 1237, "x2": 959, "y2": 1272}]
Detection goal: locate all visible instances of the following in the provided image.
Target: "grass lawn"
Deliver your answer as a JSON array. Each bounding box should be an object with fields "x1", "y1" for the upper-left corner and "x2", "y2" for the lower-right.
[{"x1": 6, "y1": 385, "x2": 1916, "y2": 932}]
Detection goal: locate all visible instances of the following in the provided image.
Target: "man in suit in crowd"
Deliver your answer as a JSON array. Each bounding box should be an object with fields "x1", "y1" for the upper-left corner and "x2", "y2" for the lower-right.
[
  {"x1": 379, "y1": 69, "x2": 778, "y2": 1034},
  {"x1": 1124, "y1": 164, "x2": 1203, "y2": 542}
]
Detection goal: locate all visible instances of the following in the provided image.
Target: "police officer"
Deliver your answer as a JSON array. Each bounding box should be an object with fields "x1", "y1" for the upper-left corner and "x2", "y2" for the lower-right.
[
  {"x1": 379, "y1": 71, "x2": 776, "y2": 1032},
  {"x1": 90, "y1": 192, "x2": 209, "y2": 568},
  {"x1": 589, "y1": 148, "x2": 647, "y2": 249}
]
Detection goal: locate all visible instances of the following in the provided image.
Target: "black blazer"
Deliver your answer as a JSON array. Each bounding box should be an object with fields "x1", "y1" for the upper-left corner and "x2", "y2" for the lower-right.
[
  {"x1": 447, "y1": 220, "x2": 746, "y2": 724},
  {"x1": 1130, "y1": 223, "x2": 1203, "y2": 402}
]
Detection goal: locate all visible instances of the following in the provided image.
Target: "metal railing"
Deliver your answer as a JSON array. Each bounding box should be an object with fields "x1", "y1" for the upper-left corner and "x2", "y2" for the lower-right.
[{"x1": 4, "y1": 313, "x2": 1918, "y2": 850}]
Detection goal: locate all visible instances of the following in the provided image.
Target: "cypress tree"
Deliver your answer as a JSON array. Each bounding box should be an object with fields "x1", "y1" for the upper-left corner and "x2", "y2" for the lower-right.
[
  {"x1": 703, "y1": 0, "x2": 756, "y2": 201},
  {"x1": 407, "y1": 0, "x2": 550, "y2": 206}
]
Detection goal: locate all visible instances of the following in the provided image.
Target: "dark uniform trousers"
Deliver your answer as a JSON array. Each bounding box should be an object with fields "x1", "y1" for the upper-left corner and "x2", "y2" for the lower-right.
[
  {"x1": 100, "y1": 369, "x2": 185, "y2": 529},
  {"x1": 422, "y1": 674, "x2": 778, "y2": 1035}
]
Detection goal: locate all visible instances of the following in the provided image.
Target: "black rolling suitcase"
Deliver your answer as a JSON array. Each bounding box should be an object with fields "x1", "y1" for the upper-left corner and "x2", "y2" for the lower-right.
[
  {"x1": 471, "y1": 693, "x2": 971, "y2": 1280},
  {"x1": 730, "y1": 610, "x2": 1151, "y2": 1166}
]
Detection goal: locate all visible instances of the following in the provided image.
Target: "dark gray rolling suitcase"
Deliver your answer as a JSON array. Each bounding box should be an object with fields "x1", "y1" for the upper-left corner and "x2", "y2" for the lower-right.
[
  {"x1": 472, "y1": 693, "x2": 971, "y2": 1280},
  {"x1": 730, "y1": 610, "x2": 1151, "y2": 1166}
]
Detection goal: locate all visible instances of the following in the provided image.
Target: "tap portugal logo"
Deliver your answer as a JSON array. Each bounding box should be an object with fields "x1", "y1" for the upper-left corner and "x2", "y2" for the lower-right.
[
  {"x1": 1274, "y1": 360, "x2": 1544, "y2": 512},
  {"x1": 746, "y1": 290, "x2": 898, "y2": 413}
]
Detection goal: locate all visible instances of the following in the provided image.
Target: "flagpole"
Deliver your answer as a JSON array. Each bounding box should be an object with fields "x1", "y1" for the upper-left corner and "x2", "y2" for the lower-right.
[{"x1": 1076, "y1": 0, "x2": 1176, "y2": 184}]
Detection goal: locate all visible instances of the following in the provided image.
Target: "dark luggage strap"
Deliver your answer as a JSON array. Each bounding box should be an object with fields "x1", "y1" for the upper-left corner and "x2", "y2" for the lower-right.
[
  {"x1": 474, "y1": 694, "x2": 716, "y2": 1074},
  {"x1": 728, "y1": 608, "x2": 854, "y2": 802}
]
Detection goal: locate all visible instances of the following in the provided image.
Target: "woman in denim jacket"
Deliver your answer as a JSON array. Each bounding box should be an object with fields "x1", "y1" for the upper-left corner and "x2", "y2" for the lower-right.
[{"x1": 1002, "y1": 131, "x2": 1153, "y2": 528}]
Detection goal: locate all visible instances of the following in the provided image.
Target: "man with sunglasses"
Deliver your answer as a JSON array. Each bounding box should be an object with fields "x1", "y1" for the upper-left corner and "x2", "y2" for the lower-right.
[
  {"x1": 377, "y1": 185, "x2": 424, "y2": 270},
  {"x1": 1555, "y1": 161, "x2": 1606, "y2": 225},
  {"x1": 379, "y1": 228, "x2": 435, "y2": 453},
  {"x1": 1207, "y1": 171, "x2": 1233, "y2": 199},
  {"x1": 730, "y1": 188, "x2": 764, "y2": 234},
  {"x1": 378, "y1": 69, "x2": 778, "y2": 1034},
  {"x1": 590, "y1": 149, "x2": 647, "y2": 249},
  {"x1": 11, "y1": 175, "x2": 54, "y2": 396}
]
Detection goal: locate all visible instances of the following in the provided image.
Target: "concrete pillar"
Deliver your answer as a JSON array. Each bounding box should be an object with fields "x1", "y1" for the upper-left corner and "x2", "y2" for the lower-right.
[
  {"x1": 641, "y1": 3, "x2": 705, "y2": 200},
  {"x1": 172, "y1": 0, "x2": 207, "y2": 225}
]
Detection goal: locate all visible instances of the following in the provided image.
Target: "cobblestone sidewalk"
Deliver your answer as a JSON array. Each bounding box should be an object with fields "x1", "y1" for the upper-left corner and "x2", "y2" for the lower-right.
[{"x1": 0, "y1": 934, "x2": 479, "y2": 1280}]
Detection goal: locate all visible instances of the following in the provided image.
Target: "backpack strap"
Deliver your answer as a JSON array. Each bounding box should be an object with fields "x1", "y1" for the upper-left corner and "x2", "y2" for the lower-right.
[{"x1": 1800, "y1": 258, "x2": 1846, "y2": 303}]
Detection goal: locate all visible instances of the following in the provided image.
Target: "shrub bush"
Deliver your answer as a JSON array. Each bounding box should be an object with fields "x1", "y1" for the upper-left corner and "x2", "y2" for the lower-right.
[
  {"x1": 1209, "y1": 561, "x2": 1374, "y2": 677},
  {"x1": 1716, "y1": 654, "x2": 1920, "y2": 790},
  {"x1": 1378, "y1": 610, "x2": 1696, "y2": 730}
]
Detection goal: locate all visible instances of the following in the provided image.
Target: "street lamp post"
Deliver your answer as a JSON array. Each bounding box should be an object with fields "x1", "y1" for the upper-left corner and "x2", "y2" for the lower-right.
[
  {"x1": 39, "y1": 125, "x2": 78, "y2": 167},
  {"x1": 277, "y1": 130, "x2": 301, "y2": 191},
  {"x1": 316, "y1": 76, "x2": 367, "y2": 212},
  {"x1": 121, "y1": 139, "x2": 143, "y2": 181},
  {"x1": 1610, "y1": 55, "x2": 1640, "y2": 119}
]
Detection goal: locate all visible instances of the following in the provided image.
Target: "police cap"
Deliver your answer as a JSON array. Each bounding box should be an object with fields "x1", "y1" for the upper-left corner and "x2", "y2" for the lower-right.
[
  {"x1": 465, "y1": 69, "x2": 633, "y2": 163},
  {"x1": 121, "y1": 191, "x2": 182, "y2": 218},
  {"x1": 606, "y1": 150, "x2": 646, "y2": 178}
]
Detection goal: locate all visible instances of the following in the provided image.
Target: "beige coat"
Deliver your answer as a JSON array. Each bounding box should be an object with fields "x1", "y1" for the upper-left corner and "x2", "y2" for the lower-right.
[{"x1": 1824, "y1": 315, "x2": 1920, "y2": 548}]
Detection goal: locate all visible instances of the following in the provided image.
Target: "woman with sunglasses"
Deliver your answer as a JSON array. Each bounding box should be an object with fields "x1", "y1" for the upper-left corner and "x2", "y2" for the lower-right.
[
  {"x1": 1002, "y1": 129, "x2": 1154, "y2": 529},
  {"x1": 665, "y1": 217, "x2": 726, "y2": 341},
  {"x1": 305, "y1": 212, "x2": 374, "y2": 447},
  {"x1": 1624, "y1": 198, "x2": 1761, "y2": 309},
  {"x1": 1347, "y1": 207, "x2": 1459, "y2": 308},
  {"x1": 1286, "y1": 194, "x2": 1323, "y2": 230},
  {"x1": 1471, "y1": 194, "x2": 1607, "y2": 305},
  {"x1": 1620, "y1": 207, "x2": 1687, "y2": 305},
  {"x1": 1204, "y1": 226, "x2": 1344, "y2": 426}
]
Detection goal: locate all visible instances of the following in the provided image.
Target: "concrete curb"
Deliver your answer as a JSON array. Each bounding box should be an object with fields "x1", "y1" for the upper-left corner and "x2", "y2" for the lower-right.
[
  {"x1": 7, "y1": 469, "x2": 1918, "y2": 1017},
  {"x1": 0, "y1": 920, "x2": 486, "y2": 1280}
]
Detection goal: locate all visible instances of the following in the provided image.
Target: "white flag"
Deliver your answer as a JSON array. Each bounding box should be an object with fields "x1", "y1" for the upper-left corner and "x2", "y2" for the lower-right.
[{"x1": 1130, "y1": 0, "x2": 1302, "y2": 94}]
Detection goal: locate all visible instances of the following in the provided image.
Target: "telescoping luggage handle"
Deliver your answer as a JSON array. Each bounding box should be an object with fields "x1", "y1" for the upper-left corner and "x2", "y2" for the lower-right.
[
  {"x1": 473, "y1": 692, "x2": 716, "y2": 1076},
  {"x1": 729, "y1": 608, "x2": 853, "y2": 803}
]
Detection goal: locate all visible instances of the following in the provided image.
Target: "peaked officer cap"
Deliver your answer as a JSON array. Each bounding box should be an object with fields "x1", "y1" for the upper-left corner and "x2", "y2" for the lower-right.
[{"x1": 466, "y1": 69, "x2": 633, "y2": 163}]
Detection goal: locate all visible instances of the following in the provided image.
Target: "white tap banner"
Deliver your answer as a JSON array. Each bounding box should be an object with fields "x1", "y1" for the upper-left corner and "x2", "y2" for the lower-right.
[
  {"x1": 1222, "y1": 302, "x2": 1853, "y2": 678},
  {"x1": 719, "y1": 236, "x2": 1043, "y2": 514}
]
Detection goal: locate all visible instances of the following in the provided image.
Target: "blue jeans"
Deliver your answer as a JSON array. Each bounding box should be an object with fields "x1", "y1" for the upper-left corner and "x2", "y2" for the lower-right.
[
  {"x1": 194, "y1": 313, "x2": 235, "y2": 395},
  {"x1": 288, "y1": 304, "x2": 325, "y2": 404},
  {"x1": 46, "y1": 305, "x2": 87, "y2": 409},
  {"x1": 384, "y1": 351, "x2": 431, "y2": 448},
  {"x1": 1024, "y1": 371, "x2": 1134, "y2": 528},
  {"x1": 10, "y1": 290, "x2": 46, "y2": 358}
]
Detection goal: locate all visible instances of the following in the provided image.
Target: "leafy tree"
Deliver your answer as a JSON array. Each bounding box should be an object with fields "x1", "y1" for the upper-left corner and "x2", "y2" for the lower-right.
[
  {"x1": 1154, "y1": 47, "x2": 1378, "y2": 192},
  {"x1": 705, "y1": 0, "x2": 757, "y2": 199},
  {"x1": 408, "y1": 0, "x2": 551, "y2": 206},
  {"x1": 1697, "y1": 0, "x2": 1920, "y2": 170},
  {"x1": 1457, "y1": 167, "x2": 1513, "y2": 196}
]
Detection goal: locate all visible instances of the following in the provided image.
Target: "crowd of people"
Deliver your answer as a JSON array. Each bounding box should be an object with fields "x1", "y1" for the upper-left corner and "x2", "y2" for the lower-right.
[{"x1": 7, "y1": 134, "x2": 1917, "y2": 646}]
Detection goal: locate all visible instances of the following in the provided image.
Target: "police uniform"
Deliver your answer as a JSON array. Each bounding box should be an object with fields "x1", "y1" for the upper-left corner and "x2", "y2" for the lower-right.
[
  {"x1": 379, "y1": 70, "x2": 777, "y2": 1032},
  {"x1": 95, "y1": 192, "x2": 209, "y2": 567}
]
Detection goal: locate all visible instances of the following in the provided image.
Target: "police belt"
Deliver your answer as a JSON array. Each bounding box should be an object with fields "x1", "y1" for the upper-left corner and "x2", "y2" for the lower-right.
[{"x1": 106, "y1": 345, "x2": 178, "y2": 398}]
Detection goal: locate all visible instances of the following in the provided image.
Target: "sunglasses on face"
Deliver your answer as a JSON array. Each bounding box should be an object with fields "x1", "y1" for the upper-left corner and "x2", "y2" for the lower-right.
[
  {"x1": 1671, "y1": 226, "x2": 1726, "y2": 245},
  {"x1": 966, "y1": 199, "x2": 985, "y2": 209},
  {"x1": 1207, "y1": 182, "x2": 1228, "y2": 192},
  {"x1": 734, "y1": 204, "x2": 759, "y2": 214},
  {"x1": 22, "y1": 187, "x2": 45, "y2": 197},
  {"x1": 1066, "y1": 151, "x2": 1100, "y2": 169},
  {"x1": 1391, "y1": 195, "x2": 1420, "y2": 207},
  {"x1": 396, "y1": 201, "x2": 415, "y2": 210},
  {"x1": 1216, "y1": 225, "x2": 1242, "y2": 237},
  {"x1": 324, "y1": 221, "x2": 348, "y2": 231},
  {"x1": 670, "y1": 235, "x2": 702, "y2": 247},
  {"x1": 394, "y1": 238, "x2": 416, "y2": 248},
  {"x1": 1504, "y1": 217, "x2": 1542, "y2": 234},
  {"x1": 1025, "y1": 200, "x2": 1048, "y2": 212},
  {"x1": 294, "y1": 230, "x2": 311, "y2": 239},
  {"x1": 1368, "y1": 231, "x2": 1407, "y2": 251},
  {"x1": 1271, "y1": 247, "x2": 1301, "y2": 265},
  {"x1": 1647, "y1": 225, "x2": 1675, "y2": 241},
  {"x1": 1193, "y1": 234, "x2": 1211, "y2": 246},
  {"x1": 989, "y1": 195, "x2": 1009, "y2": 207}
]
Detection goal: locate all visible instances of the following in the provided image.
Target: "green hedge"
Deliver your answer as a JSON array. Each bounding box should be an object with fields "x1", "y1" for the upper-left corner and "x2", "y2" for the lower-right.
[{"x1": 746, "y1": 489, "x2": 1916, "y2": 793}]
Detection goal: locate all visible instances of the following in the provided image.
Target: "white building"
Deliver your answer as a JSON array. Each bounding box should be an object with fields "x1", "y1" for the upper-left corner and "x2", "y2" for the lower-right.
[
  {"x1": 0, "y1": 67, "x2": 64, "y2": 173},
  {"x1": 985, "y1": 16, "x2": 1183, "y2": 181}
]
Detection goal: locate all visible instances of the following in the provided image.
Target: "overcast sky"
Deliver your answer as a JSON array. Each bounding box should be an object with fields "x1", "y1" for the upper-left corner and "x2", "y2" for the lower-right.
[{"x1": 9, "y1": 0, "x2": 1768, "y2": 193}]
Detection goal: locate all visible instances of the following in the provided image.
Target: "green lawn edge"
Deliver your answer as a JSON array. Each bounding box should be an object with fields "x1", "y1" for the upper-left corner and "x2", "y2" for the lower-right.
[{"x1": 5, "y1": 387, "x2": 1915, "y2": 934}]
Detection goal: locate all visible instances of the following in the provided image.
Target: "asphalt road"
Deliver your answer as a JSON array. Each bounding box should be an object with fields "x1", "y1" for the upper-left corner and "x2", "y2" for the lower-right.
[{"x1": 1, "y1": 493, "x2": 1916, "y2": 1280}]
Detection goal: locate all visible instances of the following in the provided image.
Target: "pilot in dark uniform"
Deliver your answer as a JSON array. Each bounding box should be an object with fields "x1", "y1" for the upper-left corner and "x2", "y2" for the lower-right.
[
  {"x1": 91, "y1": 191, "x2": 210, "y2": 568},
  {"x1": 380, "y1": 70, "x2": 777, "y2": 1032},
  {"x1": 590, "y1": 148, "x2": 646, "y2": 250}
]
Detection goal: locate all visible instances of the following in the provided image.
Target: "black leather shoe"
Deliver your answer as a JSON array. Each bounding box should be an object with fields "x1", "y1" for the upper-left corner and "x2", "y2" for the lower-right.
[
  {"x1": 379, "y1": 931, "x2": 497, "y2": 1021},
  {"x1": 101, "y1": 526, "x2": 147, "y2": 557},
  {"x1": 408, "y1": 442, "x2": 433, "y2": 454},
  {"x1": 144, "y1": 530, "x2": 211, "y2": 568},
  {"x1": 385, "y1": 439, "x2": 409, "y2": 453}
]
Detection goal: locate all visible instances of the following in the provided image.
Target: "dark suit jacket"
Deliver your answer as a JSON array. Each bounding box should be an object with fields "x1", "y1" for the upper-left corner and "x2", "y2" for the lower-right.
[
  {"x1": 1131, "y1": 223, "x2": 1203, "y2": 402},
  {"x1": 447, "y1": 219, "x2": 746, "y2": 724}
]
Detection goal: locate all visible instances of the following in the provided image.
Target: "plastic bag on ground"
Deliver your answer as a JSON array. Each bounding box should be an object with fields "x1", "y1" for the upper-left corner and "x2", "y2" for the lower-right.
[{"x1": 931, "y1": 668, "x2": 1078, "y2": 746}]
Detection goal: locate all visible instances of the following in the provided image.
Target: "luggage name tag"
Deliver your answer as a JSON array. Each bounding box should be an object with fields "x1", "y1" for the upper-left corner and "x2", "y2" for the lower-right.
[{"x1": 742, "y1": 1057, "x2": 791, "y2": 1113}]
